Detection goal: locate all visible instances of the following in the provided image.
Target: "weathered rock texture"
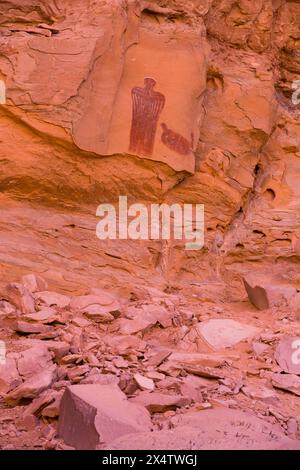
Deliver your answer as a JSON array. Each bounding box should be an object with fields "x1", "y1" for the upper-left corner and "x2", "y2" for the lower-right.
[
  {"x1": 0, "y1": 0, "x2": 298, "y2": 296},
  {"x1": 0, "y1": 0, "x2": 300, "y2": 452}
]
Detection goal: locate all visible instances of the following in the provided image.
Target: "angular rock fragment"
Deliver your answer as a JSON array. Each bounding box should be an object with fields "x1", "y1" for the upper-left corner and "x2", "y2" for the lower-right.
[
  {"x1": 118, "y1": 317, "x2": 154, "y2": 335},
  {"x1": 134, "y1": 373, "x2": 155, "y2": 392},
  {"x1": 0, "y1": 358, "x2": 22, "y2": 395},
  {"x1": 17, "y1": 344, "x2": 53, "y2": 378},
  {"x1": 13, "y1": 320, "x2": 52, "y2": 334},
  {"x1": 272, "y1": 373, "x2": 300, "y2": 396},
  {"x1": 5, "y1": 365, "x2": 57, "y2": 405},
  {"x1": 70, "y1": 294, "x2": 120, "y2": 312},
  {"x1": 57, "y1": 384, "x2": 151, "y2": 449},
  {"x1": 242, "y1": 384, "x2": 279, "y2": 404},
  {"x1": 83, "y1": 307, "x2": 114, "y2": 323},
  {"x1": 243, "y1": 275, "x2": 296, "y2": 310},
  {"x1": 130, "y1": 391, "x2": 191, "y2": 413},
  {"x1": 168, "y1": 352, "x2": 226, "y2": 368},
  {"x1": 35, "y1": 291, "x2": 70, "y2": 308},
  {"x1": 45, "y1": 341, "x2": 70, "y2": 360},
  {"x1": 197, "y1": 319, "x2": 260, "y2": 349},
  {"x1": 23, "y1": 307, "x2": 57, "y2": 323},
  {"x1": 22, "y1": 274, "x2": 48, "y2": 293},
  {"x1": 1, "y1": 283, "x2": 35, "y2": 314}
]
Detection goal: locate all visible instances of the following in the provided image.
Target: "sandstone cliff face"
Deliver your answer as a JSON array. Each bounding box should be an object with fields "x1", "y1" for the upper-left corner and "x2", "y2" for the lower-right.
[{"x1": 0, "y1": 0, "x2": 299, "y2": 298}]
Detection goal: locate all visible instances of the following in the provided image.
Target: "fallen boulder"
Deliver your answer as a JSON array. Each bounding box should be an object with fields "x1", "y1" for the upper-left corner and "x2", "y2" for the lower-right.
[
  {"x1": 57, "y1": 384, "x2": 151, "y2": 450},
  {"x1": 243, "y1": 274, "x2": 296, "y2": 310}
]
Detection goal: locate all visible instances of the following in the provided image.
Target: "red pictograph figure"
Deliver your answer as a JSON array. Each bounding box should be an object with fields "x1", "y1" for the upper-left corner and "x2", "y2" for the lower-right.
[
  {"x1": 161, "y1": 123, "x2": 194, "y2": 155},
  {"x1": 129, "y1": 78, "x2": 165, "y2": 156}
]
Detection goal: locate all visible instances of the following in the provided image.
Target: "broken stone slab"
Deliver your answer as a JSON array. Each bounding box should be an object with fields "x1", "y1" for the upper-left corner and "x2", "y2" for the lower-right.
[
  {"x1": 67, "y1": 365, "x2": 90, "y2": 382},
  {"x1": 1, "y1": 283, "x2": 35, "y2": 314},
  {"x1": 83, "y1": 307, "x2": 114, "y2": 323},
  {"x1": 272, "y1": 373, "x2": 300, "y2": 396},
  {"x1": 22, "y1": 274, "x2": 48, "y2": 293},
  {"x1": 118, "y1": 317, "x2": 154, "y2": 335},
  {"x1": 130, "y1": 391, "x2": 191, "y2": 413},
  {"x1": 72, "y1": 316, "x2": 91, "y2": 328},
  {"x1": 242, "y1": 384, "x2": 279, "y2": 404},
  {"x1": 146, "y1": 350, "x2": 172, "y2": 367},
  {"x1": 57, "y1": 384, "x2": 152, "y2": 449},
  {"x1": 105, "y1": 408, "x2": 300, "y2": 450},
  {"x1": 23, "y1": 389, "x2": 57, "y2": 417},
  {"x1": 35, "y1": 291, "x2": 70, "y2": 308},
  {"x1": 0, "y1": 300, "x2": 16, "y2": 317},
  {"x1": 125, "y1": 305, "x2": 173, "y2": 329},
  {"x1": 197, "y1": 319, "x2": 260, "y2": 349},
  {"x1": 183, "y1": 365, "x2": 225, "y2": 379},
  {"x1": 106, "y1": 335, "x2": 147, "y2": 354},
  {"x1": 168, "y1": 352, "x2": 226, "y2": 368},
  {"x1": 23, "y1": 307, "x2": 57, "y2": 323},
  {"x1": 81, "y1": 373, "x2": 119, "y2": 387},
  {"x1": 70, "y1": 294, "x2": 120, "y2": 311},
  {"x1": 45, "y1": 340, "x2": 70, "y2": 360},
  {"x1": 5, "y1": 365, "x2": 57, "y2": 405},
  {"x1": 243, "y1": 274, "x2": 297, "y2": 310},
  {"x1": 0, "y1": 357, "x2": 22, "y2": 395},
  {"x1": 275, "y1": 336, "x2": 300, "y2": 375},
  {"x1": 12, "y1": 320, "x2": 52, "y2": 334},
  {"x1": 41, "y1": 390, "x2": 64, "y2": 418},
  {"x1": 134, "y1": 373, "x2": 155, "y2": 392},
  {"x1": 17, "y1": 344, "x2": 53, "y2": 378}
]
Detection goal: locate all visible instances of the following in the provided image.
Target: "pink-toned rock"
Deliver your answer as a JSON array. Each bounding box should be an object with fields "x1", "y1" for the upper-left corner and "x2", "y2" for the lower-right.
[
  {"x1": 275, "y1": 337, "x2": 300, "y2": 375},
  {"x1": 41, "y1": 391, "x2": 64, "y2": 418},
  {"x1": 0, "y1": 300, "x2": 16, "y2": 317},
  {"x1": 23, "y1": 389, "x2": 57, "y2": 417},
  {"x1": 104, "y1": 409, "x2": 300, "y2": 450},
  {"x1": 130, "y1": 391, "x2": 191, "y2": 413},
  {"x1": 2, "y1": 283, "x2": 35, "y2": 314},
  {"x1": 126, "y1": 304, "x2": 173, "y2": 329},
  {"x1": 118, "y1": 317, "x2": 154, "y2": 335},
  {"x1": 104, "y1": 335, "x2": 147, "y2": 355},
  {"x1": 44, "y1": 341, "x2": 70, "y2": 360},
  {"x1": 168, "y1": 352, "x2": 226, "y2": 368},
  {"x1": 0, "y1": 357, "x2": 22, "y2": 395},
  {"x1": 70, "y1": 294, "x2": 119, "y2": 310},
  {"x1": 57, "y1": 384, "x2": 151, "y2": 449},
  {"x1": 35, "y1": 291, "x2": 70, "y2": 308},
  {"x1": 13, "y1": 320, "x2": 52, "y2": 334},
  {"x1": 242, "y1": 384, "x2": 279, "y2": 404},
  {"x1": 134, "y1": 373, "x2": 155, "y2": 392},
  {"x1": 197, "y1": 319, "x2": 260, "y2": 349},
  {"x1": 23, "y1": 307, "x2": 57, "y2": 323},
  {"x1": 272, "y1": 373, "x2": 300, "y2": 396},
  {"x1": 22, "y1": 274, "x2": 48, "y2": 293},
  {"x1": 5, "y1": 365, "x2": 57, "y2": 405},
  {"x1": 72, "y1": 316, "x2": 91, "y2": 328},
  {"x1": 17, "y1": 344, "x2": 53, "y2": 378},
  {"x1": 243, "y1": 275, "x2": 297, "y2": 310},
  {"x1": 83, "y1": 307, "x2": 114, "y2": 323}
]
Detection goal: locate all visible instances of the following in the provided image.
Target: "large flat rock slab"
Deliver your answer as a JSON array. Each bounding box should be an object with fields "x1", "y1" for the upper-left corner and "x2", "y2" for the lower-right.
[{"x1": 58, "y1": 384, "x2": 152, "y2": 450}]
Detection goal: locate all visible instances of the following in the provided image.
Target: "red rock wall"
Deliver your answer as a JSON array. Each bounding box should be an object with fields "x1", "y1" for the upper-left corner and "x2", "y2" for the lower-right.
[{"x1": 0, "y1": 0, "x2": 299, "y2": 297}]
